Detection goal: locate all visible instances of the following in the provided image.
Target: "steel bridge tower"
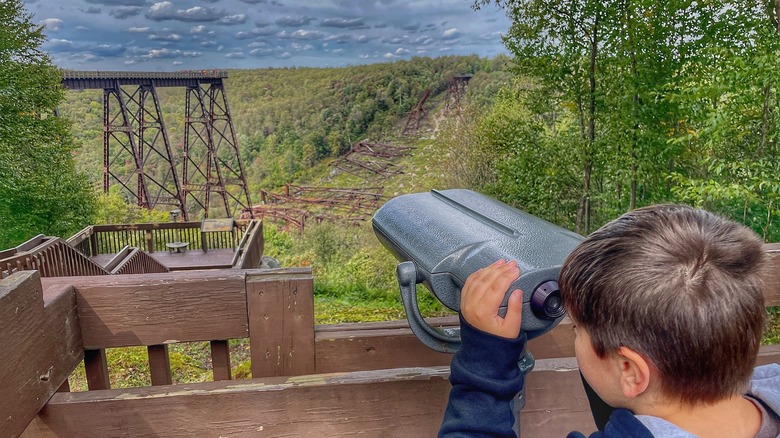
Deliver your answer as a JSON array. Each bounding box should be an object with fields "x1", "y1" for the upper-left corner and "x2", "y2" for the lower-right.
[{"x1": 61, "y1": 70, "x2": 252, "y2": 220}]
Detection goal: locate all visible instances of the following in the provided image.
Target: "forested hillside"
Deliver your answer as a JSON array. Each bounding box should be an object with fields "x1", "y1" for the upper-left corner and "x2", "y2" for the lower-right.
[{"x1": 59, "y1": 55, "x2": 513, "y2": 195}]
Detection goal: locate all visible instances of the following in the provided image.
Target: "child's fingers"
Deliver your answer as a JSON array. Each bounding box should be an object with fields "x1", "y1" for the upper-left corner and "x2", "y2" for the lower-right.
[
  {"x1": 501, "y1": 289, "x2": 523, "y2": 338},
  {"x1": 477, "y1": 262, "x2": 519, "y2": 311},
  {"x1": 462, "y1": 260, "x2": 519, "y2": 313}
]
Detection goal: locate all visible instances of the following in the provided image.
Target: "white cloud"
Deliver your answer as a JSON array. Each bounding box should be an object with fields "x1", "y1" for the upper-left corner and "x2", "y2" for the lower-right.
[
  {"x1": 276, "y1": 16, "x2": 316, "y2": 27},
  {"x1": 146, "y1": 2, "x2": 227, "y2": 22},
  {"x1": 142, "y1": 48, "x2": 203, "y2": 58},
  {"x1": 278, "y1": 29, "x2": 324, "y2": 40},
  {"x1": 149, "y1": 33, "x2": 183, "y2": 41},
  {"x1": 40, "y1": 18, "x2": 63, "y2": 31},
  {"x1": 321, "y1": 18, "x2": 364, "y2": 28},
  {"x1": 47, "y1": 38, "x2": 73, "y2": 48},
  {"x1": 383, "y1": 52, "x2": 395, "y2": 59},
  {"x1": 128, "y1": 27, "x2": 150, "y2": 33},
  {"x1": 442, "y1": 28, "x2": 460, "y2": 39},
  {"x1": 395, "y1": 47, "x2": 409, "y2": 55},
  {"x1": 219, "y1": 14, "x2": 247, "y2": 25}
]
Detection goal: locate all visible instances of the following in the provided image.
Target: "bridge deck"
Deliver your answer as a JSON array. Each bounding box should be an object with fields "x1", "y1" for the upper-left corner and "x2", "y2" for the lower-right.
[{"x1": 61, "y1": 70, "x2": 228, "y2": 89}]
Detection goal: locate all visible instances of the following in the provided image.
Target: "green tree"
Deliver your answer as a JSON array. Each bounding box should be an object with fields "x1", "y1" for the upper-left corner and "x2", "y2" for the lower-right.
[
  {"x1": 0, "y1": 0, "x2": 95, "y2": 247},
  {"x1": 475, "y1": 0, "x2": 778, "y2": 238}
]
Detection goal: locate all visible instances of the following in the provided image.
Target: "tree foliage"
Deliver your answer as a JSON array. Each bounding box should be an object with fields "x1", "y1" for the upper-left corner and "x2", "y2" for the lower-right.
[
  {"x1": 470, "y1": 0, "x2": 779, "y2": 239},
  {"x1": 0, "y1": 0, "x2": 95, "y2": 247}
]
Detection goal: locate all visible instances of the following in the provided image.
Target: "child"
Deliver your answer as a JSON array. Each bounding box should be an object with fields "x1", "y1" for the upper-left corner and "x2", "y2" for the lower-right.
[{"x1": 439, "y1": 204, "x2": 780, "y2": 437}]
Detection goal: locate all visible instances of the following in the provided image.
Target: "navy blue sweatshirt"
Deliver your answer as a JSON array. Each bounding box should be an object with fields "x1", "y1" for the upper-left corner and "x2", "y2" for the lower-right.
[{"x1": 438, "y1": 315, "x2": 654, "y2": 438}]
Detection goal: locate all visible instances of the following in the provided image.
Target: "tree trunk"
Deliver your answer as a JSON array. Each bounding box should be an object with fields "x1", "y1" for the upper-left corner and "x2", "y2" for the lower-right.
[{"x1": 584, "y1": 14, "x2": 599, "y2": 234}]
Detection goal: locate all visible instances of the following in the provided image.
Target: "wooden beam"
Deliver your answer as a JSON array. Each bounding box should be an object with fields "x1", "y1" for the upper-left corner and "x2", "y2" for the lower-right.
[
  {"x1": 42, "y1": 270, "x2": 250, "y2": 349},
  {"x1": 315, "y1": 319, "x2": 456, "y2": 373},
  {"x1": 314, "y1": 316, "x2": 579, "y2": 373},
  {"x1": 765, "y1": 246, "x2": 780, "y2": 306},
  {"x1": 148, "y1": 345, "x2": 173, "y2": 386},
  {"x1": 0, "y1": 272, "x2": 83, "y2": 437},
  {"x1": 247, "y1": 269, "x2": 315, "y2": 377},
  {"x1": 84, "y1": 349, "x2": 110, "y2": 390},
  {"x1": 210, "y1": 340, "x2": 232, "y2": 381},
  {"x1": 23, "y1": 367, "x2": 451, "y2": 437}
]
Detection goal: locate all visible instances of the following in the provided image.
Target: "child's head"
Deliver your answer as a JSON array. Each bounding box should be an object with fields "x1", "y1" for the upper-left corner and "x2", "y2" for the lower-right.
[{"x1": 559, "y1": 204, "x2": 767, "y2": 405}]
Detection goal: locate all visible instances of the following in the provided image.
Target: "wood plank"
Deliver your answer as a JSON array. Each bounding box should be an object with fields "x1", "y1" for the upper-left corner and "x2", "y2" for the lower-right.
[
  {"x1": 23, "y1": 367, "x2": 451, "y2": 437},
  {"x1": 237, "y1": 221, "x2": 264, "y2": 269},
  {"x1": 314, "y1": 317, "x2": 577, "y2": 373},
  {"x1": 210, "y1": 340, "x2": 232, "y2": 381},
  {"x1": 84, "y1": 349, "x2": 110, "y2": 390},
  {"x1": 148, "y1": 345, "x2": 173, "y2": 386},
  {"x1": 42, "y1": 270, "x2": 250, "y2": 349},
  {"x1": 0, "y1": 272, "x2": 83, "y2": 438},
  {"x1": 765, "y1": 247, "x2": 780, "y2": 306},
  {"x1": 316, "y1": 327, "x2": 453, "y2": 373},
  {"x1": 247, "y1": 269, "x2": 315, "y2": 377}
]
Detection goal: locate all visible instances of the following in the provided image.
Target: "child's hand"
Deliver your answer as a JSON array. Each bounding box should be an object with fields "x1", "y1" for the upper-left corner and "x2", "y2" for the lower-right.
[{"x1": 460, "y1": 259, "x2": 523, "y2": 339}]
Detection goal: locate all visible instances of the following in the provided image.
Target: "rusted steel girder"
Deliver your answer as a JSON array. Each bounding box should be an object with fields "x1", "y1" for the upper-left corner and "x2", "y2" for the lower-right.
[
  {"x1": 180, "y1": 81, "x2": 253, "y2": 219},
  {"x1": 246, "y1": 184, "x2": 384, "y2": 230},
  {"x1": 402, "y1": 88, "x2": 431, "y2": 135},
  {"x1": 444, "y1": 75, "x2": 473, "y2": 115},
  {"x1": 263, "y1": 184, "x2": 383, "y2": 215},
  {"x1": 351, "y1": 141, "x2": 412, "y2": 159},
  {"x1": 102, "y1": 80, "x2": 187, "y2": 218},
  {"x1": 183, "y1": 82, "x2": 252, "y2": 219}
]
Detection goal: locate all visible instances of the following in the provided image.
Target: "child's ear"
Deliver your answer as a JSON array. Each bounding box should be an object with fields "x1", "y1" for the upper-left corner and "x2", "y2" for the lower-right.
[{"x1": 614, "y1": 346, "x2": 651, "y2": 399}]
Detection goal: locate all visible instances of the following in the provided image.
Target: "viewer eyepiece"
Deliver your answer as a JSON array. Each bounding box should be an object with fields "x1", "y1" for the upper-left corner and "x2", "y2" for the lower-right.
[{"x1": 531, "y1": 280, "x2": 565, "y2": 319}]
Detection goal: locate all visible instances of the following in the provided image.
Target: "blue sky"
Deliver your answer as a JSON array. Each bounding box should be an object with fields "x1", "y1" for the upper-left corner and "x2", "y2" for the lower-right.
[{"x1": 24, "y1": 0, "x2": 511, "y2": 71}]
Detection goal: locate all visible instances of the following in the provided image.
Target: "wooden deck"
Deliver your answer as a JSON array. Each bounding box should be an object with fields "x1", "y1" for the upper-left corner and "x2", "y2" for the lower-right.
[{"x1": 92, "y1": 248, "x2": 234, "y2": 271}]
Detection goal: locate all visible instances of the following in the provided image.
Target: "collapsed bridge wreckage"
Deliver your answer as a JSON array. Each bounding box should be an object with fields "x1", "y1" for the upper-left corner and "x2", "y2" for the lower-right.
[
  {"x1": 242, "y1": 183, "x2": 384, "y2": 231},
  {"x1": 244, "y1": 141, "x2": 412, "y2": 230}
]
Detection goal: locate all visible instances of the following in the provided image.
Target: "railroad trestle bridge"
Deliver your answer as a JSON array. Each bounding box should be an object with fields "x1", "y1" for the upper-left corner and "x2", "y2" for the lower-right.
[{"x1": 61, "y1": 70, "x2": 252, "y2": 221}]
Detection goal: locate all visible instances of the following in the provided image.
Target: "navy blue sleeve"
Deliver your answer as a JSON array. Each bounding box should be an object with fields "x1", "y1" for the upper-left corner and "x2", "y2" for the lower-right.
[{"x1": 438, "y1": 314, "x2": 526, "y2": 438}]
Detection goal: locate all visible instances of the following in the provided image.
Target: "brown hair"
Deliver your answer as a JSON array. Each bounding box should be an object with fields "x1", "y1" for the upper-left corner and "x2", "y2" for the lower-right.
[{"x1": 559, "y1": 204, "x2": 766, "y2": 404}]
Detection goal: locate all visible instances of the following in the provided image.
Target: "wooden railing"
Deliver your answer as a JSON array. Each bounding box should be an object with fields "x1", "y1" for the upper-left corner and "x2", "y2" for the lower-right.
[
  {"x1": 4, "y1": 246, "x2": 780, "y2": 437},
  {"x1": 104, "y1": 246, "x2": 170, "y2": 275},
  {"x1": 232, "y1": 219, "x2": 263, "y2": 269},
  {"x1": 67, "y1": 221, "x2": 246, "y2": 256},
  {"x1": 0, "y1": 236, "x2": 108, "y2": 279}
]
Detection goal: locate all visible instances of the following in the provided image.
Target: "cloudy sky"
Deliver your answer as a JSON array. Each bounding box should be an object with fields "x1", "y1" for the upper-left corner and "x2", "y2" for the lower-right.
[{"x1": 23, "y1": 0, "x2": 511, "y2": 71}]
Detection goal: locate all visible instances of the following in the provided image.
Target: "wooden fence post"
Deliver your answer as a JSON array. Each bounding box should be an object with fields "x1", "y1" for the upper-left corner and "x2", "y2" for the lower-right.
[
  {"x1": 246, "y1": 269, "x2": 314, "y2": 377},
  {"x1": 84, "y1": 349, "x2": 110, "y2": 390},
  {"x1": 148, "y1": 345, "x2": 173, "y2": 385},
  {"x1": 210, "y1": 340, "x2": 232, "y2": 381}
]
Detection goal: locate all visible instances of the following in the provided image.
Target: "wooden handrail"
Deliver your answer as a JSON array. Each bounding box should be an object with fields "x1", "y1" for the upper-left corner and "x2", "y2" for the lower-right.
[
  {"x1": 233, "y1": 220, "x2": 263, "y2": 269},
  {"x1": 110, "y1": 248, "x2": 170, "y2": 275},
  {"x1": 103, "y1": 246, "x2": 169, "y2": 275},
  {"x1": 82, "y1": 222, "x2": 245, "y2": 255},
  {"x1": 0, "y1": 237, "x2": 108, "y2": 279}
]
